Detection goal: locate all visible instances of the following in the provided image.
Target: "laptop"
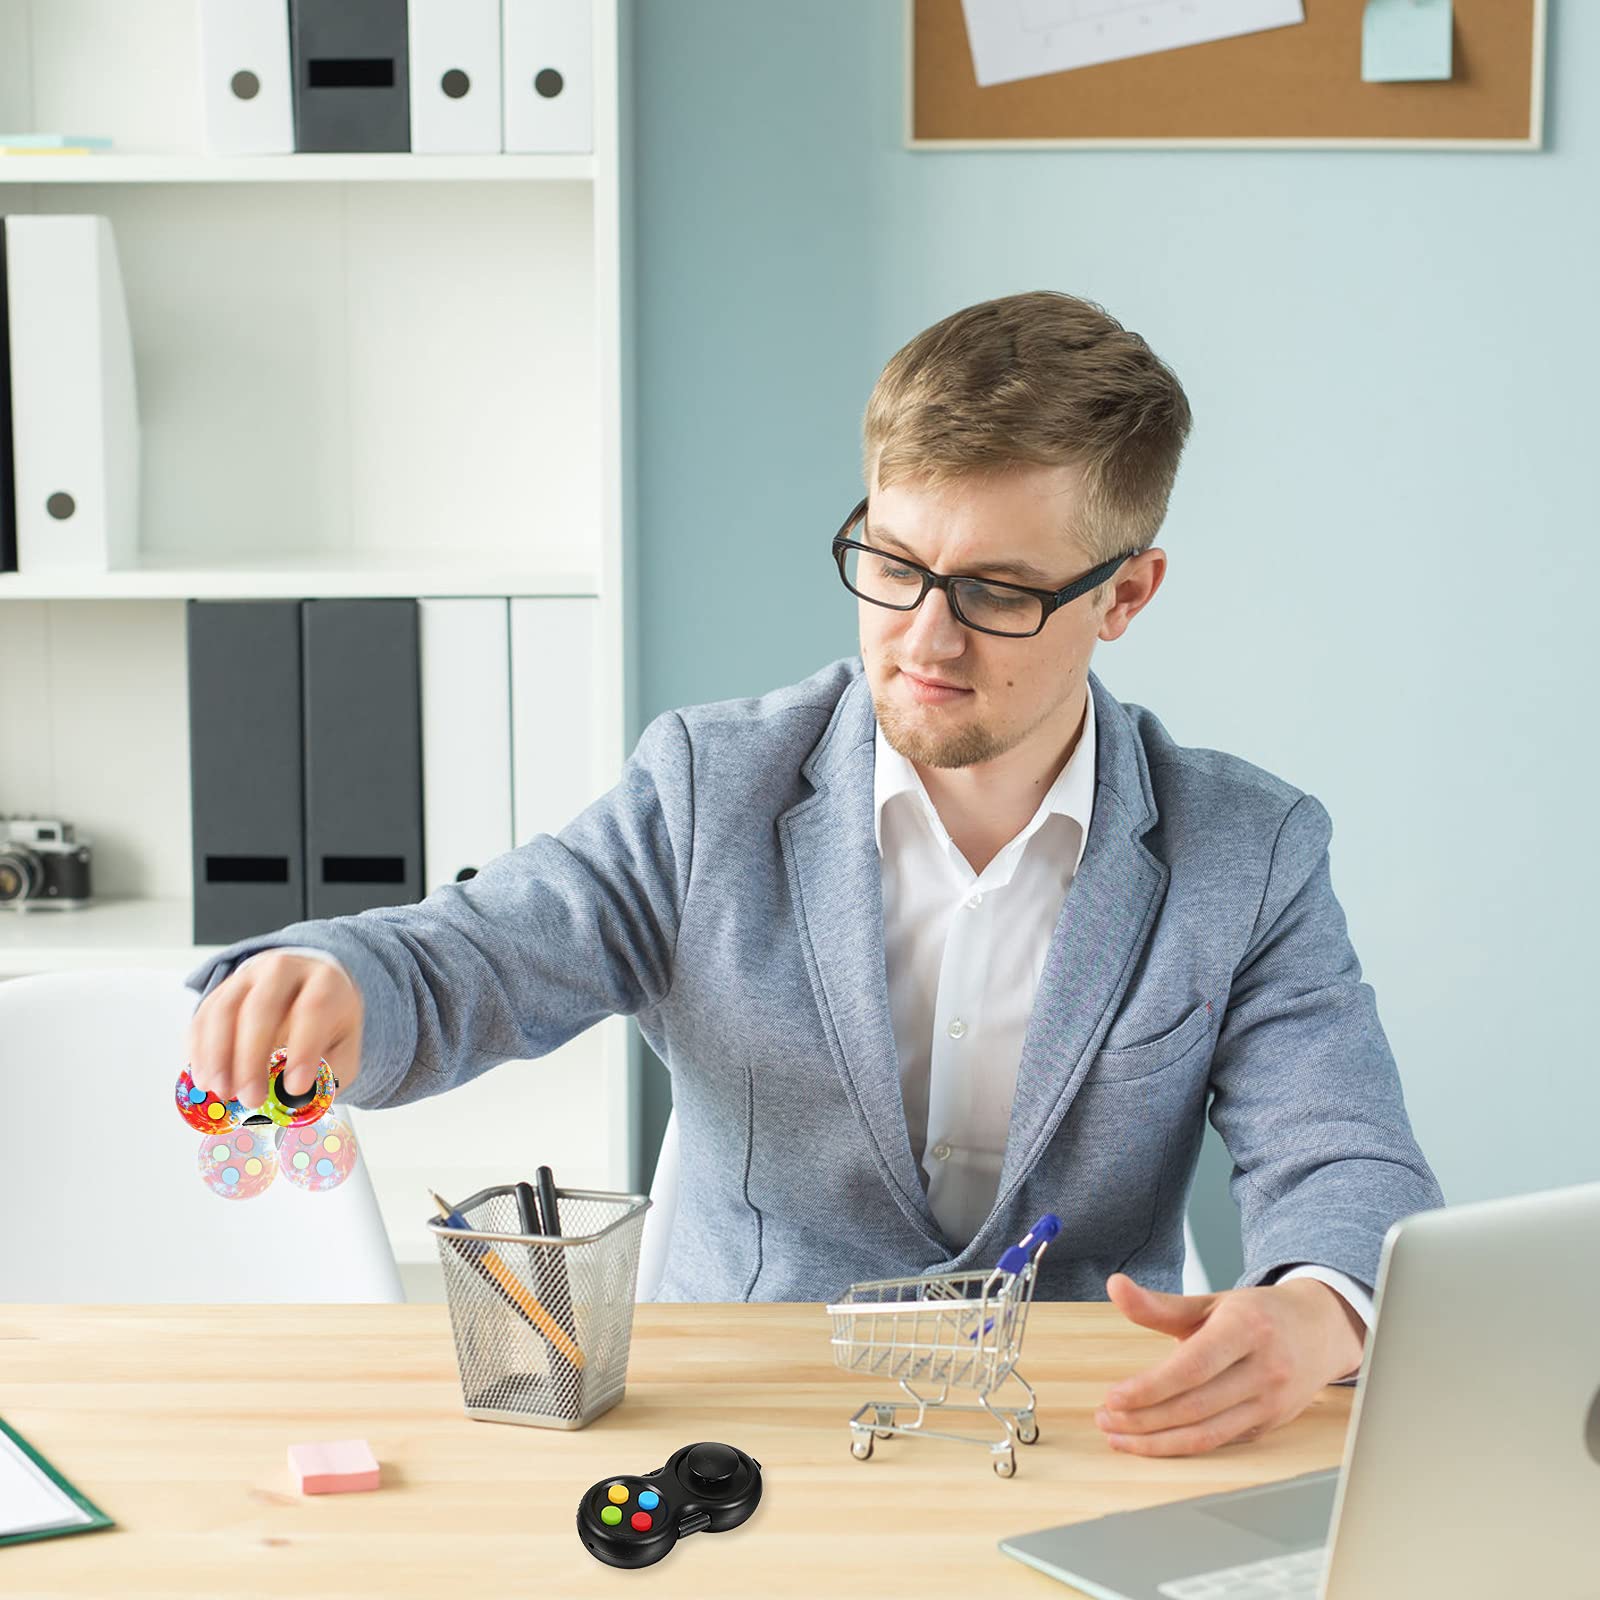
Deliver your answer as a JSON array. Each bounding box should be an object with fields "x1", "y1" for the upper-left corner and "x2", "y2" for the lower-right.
[{"x1": 1000, "y1": 1180, "x2": 1600, "y2": 1599}]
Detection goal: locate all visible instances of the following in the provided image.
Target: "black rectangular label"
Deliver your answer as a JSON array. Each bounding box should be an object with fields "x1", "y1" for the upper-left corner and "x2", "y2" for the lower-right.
[
  {"x1": 205, "y1": 855, "x2": 292, "y2": 884},
  {"x1": 321, "y1": 855, "x2": 406, "y2": 885},
  {"x1": 307, "y1": 58, "x2": 396, "y2": 89}
]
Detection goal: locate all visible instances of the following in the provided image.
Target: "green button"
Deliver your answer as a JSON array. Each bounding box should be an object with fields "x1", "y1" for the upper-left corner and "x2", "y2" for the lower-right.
[{"x1": 601, "y1": 1505, "x2": 622, "y2": 1526}]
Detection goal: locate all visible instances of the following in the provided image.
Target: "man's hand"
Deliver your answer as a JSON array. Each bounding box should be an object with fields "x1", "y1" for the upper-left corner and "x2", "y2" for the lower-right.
[
  {"x1": 186, "y1": 952, "x2": 365, "y2": 1110},
  {"x1": 1093, "y1": 1273, "x2": 1367, "y2": 1458}
]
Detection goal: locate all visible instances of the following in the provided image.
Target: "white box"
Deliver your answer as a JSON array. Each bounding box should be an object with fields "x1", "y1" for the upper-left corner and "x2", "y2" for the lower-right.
[
  {"x1": 419, "y1": 597, "x2": 515, "y2": 893},
  {"x1": 510, "y1": 596, "x2": 600, "y2": 842},
  {"x1": 197, "y1": 0, "x2": 295, "y2": 156},
  {"x1": 3, "y1": 215, "x2": 140, "y2": 574},
  {"x1": 409, "y1": 0, "x2": 503, "y2": 154},
  {"x1": 502, "y1": 0, "x2": 593, "y2": 155}
]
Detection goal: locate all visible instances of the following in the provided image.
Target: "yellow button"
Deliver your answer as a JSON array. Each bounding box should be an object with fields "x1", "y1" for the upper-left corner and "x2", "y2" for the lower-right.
[{"x1": 607, "y1": 1483, "x2": 630, "y2": 1505}]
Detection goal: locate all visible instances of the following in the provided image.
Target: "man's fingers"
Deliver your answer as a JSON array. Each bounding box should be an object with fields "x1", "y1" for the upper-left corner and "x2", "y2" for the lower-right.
[
  {"x1": 188, "y1": 973, "x2": 251, "y2": 1098},
  {"x1": 1105, "y1": 1303, "x2": 1256, "y2": 1412},
  {"x1": 321, "y1": 1020, "x2": 362, "y2": 1098},
  {"x1": 1097, "y1": 1351, "x2": 1258, "y2": 1437},
  {"x1": 230, "y1": 967, "x2": 306, "y2": 1107},
  {"x1": 1104, "y1": 1397, "x2": 1269, "y2": 1458},
  {"x1": 1106, "y1": 1273, "x2": 1216, "y2": 1338},
  {"x1": 282, "y1": 975, "x2": 355, "y2": 1096}
]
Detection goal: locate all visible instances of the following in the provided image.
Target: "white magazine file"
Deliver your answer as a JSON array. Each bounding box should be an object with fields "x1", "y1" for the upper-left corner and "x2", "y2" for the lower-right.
[
  {"x1": 502, "y1": 0, "x2": 594, "y2": 154},
  {"x1": 409, "y1": 0, "x2": 504, "y2": 154},
  {"x1": 3, "y1": 215, "x2": 140, "y2": 574},
  {"x1": 510, "y1": 596, "x2": 601, "y2": 844},
  {"x1": 419, "y1": 597, "x2": 515, "y2": 894},
  {"x1": 197, "y1": 0, "x2": 295, "y2": 156}
]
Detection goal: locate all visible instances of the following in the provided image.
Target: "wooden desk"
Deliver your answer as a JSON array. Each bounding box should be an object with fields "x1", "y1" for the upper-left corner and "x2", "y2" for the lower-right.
[{"x1": 0, "y1": 1304, "x2": 1351, "y2": 1598}]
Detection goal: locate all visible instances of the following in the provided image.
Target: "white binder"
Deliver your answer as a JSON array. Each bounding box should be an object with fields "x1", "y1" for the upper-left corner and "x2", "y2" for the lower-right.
[
  {"x1": 2, "y1": 216, "x2": 140, "y2": 574},
  {"x1": 197, "y1": 0, "x2": 295, "y2": 156},
  {"x1": 502, "y1": 0, "x2": 594, "y2": 155},
  {"x1": 419, "y1": 598, "x2": 515, "y2": 893},
  {"x1": 510, "y1": 597, "x2": 600, "y2": 843},
  {"x1": 409, "y1": 0, "x2": 504, "y2": 154}
]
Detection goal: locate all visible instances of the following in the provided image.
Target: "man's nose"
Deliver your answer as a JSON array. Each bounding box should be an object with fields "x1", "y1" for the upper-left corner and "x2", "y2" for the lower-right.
[{"x1": 902, "y1": 586, "x2": 967, "y2": 659}]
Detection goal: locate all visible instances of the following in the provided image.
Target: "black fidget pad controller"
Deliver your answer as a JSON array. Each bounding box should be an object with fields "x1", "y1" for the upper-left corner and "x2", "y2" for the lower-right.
[{"x1": 577, "y1": 1441, "x2": 763, "y2": 1569}]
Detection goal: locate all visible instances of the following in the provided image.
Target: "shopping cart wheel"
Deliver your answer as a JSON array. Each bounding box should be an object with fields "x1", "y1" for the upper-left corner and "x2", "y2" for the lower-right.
[
  {"x1": 1016, "y1": 1418, "x2": 1040, "y2": 1445},
  {"x1": 850, "y1": 1434, "x2": 873, "y2": 1461},
  {"x1": 993, "y1": 1451, "x2": 1016, "y2": 1478}
]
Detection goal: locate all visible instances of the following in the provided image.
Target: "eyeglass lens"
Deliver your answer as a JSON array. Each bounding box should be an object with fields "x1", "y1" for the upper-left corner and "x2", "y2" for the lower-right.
[{"x1": 839, "y1": 545, "x2": 1045, "y2": 636}]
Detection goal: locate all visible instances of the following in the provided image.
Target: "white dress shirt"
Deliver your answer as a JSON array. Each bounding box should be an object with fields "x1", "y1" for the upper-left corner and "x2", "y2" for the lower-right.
[{"x1": 874, "y1": 684, "x2": 1374, "y2": 1344}]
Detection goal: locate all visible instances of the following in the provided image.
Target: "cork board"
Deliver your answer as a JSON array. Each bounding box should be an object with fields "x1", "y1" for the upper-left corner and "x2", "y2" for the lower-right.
[{"x1": 909, "y1": 0, "x2": 1546, "y2": 148}]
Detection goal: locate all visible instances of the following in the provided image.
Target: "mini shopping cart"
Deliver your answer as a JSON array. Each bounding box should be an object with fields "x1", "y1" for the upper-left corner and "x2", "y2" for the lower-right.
[{"x1": 825, "y1": 1214, "x2": 1060, "y2": 1478}]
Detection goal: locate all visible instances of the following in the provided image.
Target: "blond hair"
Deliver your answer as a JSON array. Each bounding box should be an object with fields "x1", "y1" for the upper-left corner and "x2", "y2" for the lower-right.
[{"x1": 862, "y1": 291, "x2": 1193, "y2": 601}]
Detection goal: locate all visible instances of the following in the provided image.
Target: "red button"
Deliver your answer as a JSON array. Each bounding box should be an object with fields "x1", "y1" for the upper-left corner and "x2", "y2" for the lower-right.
[{"x1": 631, "y1": 1511, "x2": 653, "y2": 1532}]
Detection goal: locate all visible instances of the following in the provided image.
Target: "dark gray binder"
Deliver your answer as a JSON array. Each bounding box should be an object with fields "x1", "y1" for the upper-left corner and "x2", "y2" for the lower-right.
[
  {"x1": 302, "y1": 598, "x2": 423, "y2": 919},
  {"x1": 290, "y1": 0, "x2": 411, "y2": 153},
  {"x1": 187, "y1": 601, "x2": 306, "y2": 944},
  {"x1": 0, "y1": 219, "x2": 16, "y2": 573}
]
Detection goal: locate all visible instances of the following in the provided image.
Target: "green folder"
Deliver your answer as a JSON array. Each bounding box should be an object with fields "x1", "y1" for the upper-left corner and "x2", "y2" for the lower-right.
[{"x1": 0, "y1": 1415, "x2": 115, "y2": 1547}]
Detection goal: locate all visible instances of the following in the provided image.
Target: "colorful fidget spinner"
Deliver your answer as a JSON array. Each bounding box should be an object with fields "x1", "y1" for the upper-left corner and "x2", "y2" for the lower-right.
[{"x1": 175, "y1": 1051, "x2": 358, "y2": 1201}]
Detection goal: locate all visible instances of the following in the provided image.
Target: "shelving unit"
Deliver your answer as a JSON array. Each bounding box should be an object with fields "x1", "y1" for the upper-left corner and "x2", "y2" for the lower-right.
[
  {"x1": 0, "y1": 898, "x2": 215, "y2": 971},
  {"x1": 0, "y1": 154, "x2": 596, "y2": 184},
  {"x1": 0, "y1": 556, "x2": 599, "y2": 600},
  {"x1": 0, "y1": 0, "x2": 635, "y2": 1262}
]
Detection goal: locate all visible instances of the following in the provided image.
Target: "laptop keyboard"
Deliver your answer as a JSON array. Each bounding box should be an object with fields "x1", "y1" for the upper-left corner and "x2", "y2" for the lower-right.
[{"x1": 1157, "y1": 1545, "x2": 1326, "y2": 1597}]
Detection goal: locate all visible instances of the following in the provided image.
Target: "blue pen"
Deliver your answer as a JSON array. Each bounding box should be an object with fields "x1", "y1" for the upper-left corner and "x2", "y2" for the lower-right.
[{"x1": 966, "y1": 1213, "x2": 1061, "y2": 1340}]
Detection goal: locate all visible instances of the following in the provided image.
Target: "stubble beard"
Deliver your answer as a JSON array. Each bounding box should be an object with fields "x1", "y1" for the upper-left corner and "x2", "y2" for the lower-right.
[{"x1": 873, "y1": 688, "x2": 1015, "y2": 771}]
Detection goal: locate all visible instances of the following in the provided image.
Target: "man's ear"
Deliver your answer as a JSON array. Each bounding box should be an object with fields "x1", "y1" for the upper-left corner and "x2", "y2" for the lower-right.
[{"x1": 1099, "y1": 549, "x2": 1165, "y2": 642}]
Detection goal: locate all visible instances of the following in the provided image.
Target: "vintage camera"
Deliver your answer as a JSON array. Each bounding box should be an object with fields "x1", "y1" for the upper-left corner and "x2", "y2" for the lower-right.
[{"x1": 0, "y1": 818, "x2": 94, "y2": 909}]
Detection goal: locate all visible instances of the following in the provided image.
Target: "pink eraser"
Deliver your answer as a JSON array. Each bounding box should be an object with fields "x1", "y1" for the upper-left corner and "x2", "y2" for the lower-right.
[{"x1": 287, "y1": 1439, "x2": 382, "y2": 1495}]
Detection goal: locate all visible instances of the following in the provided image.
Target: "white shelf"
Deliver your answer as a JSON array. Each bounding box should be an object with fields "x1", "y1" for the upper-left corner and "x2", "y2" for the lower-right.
[
  {"x1": 0, "y1": 897, "x2": 219, "y2": 976},
  {"x1": 0, "y1": 152, "x2": 596, "y2": 185},
  {"x1": 0, "y1": 554, "x2": 600, "y2": 601}
]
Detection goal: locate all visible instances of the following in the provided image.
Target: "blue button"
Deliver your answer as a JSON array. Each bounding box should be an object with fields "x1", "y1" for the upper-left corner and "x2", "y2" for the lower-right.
[{"x1": 638, "y1": 1490, "x2": 659, "y2": 1511}]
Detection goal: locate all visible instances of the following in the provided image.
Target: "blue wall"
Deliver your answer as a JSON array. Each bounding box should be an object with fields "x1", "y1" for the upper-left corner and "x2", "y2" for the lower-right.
[{"x1": 630, "y1": 1, "x2": 1597, "y2": 1285}]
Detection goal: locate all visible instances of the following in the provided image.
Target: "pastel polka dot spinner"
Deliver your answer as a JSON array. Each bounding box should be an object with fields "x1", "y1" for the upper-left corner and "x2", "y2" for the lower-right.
[
  {"x1": 174, "y1": 1069, "x2": 245, "y2": 1134},
  {"x1": 260, "y1": 1049, "x2": 336, "y2": 1128},
  {"x1": 274, "y1": 1115, "x2": 358, "y2": 1192},
  {"x1": 197, "y1": 1126, "x2": 278, "y2": 1199}
]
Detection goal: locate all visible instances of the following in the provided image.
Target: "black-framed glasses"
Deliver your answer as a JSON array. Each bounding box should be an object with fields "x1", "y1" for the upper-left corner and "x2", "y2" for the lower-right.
[{"x1": 831, "y1": 497, "x2": 1132, "y2": 639}]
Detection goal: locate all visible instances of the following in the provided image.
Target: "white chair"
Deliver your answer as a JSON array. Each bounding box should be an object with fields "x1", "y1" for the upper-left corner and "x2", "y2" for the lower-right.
[
  {"x1": 636, "y1": 1109, "x2": 1212, "y2": 1301},
  {"x1": 0, "y1": 967, "x2": 403, "y2": 1303}
]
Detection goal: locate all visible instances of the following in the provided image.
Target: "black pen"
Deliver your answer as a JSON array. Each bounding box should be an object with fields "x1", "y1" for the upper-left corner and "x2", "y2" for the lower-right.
[
  {"x1": 535, "y1": 1165, "x2": 561, "y2": 1239},
  {"x1": 513, "y1": 1180, "x2": 540, "y2": 1236},
  {"x1": 528, "y1": 1166, "x2": 582, "y2": 1408}
]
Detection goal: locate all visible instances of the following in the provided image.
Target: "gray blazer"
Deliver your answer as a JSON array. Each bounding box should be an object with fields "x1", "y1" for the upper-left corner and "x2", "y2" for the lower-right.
[{"x1": 186, "y1": 657, "x2": 1443, "y2": 1303}]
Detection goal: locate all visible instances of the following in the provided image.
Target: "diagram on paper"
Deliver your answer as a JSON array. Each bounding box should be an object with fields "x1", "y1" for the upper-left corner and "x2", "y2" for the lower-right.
[{"x1": 960, "y1": 0, "x2": 1306, "y2": 87}]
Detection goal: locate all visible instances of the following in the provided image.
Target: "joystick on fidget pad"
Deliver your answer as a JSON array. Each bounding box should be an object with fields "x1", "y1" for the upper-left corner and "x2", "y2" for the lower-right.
[{"x1": 576, "y1": 1441, "x2": 762, "y2": 1569}]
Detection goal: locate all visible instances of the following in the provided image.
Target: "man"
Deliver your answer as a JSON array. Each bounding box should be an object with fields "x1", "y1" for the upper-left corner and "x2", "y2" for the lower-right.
[{"x1": 185, "y1": 290, "x2": 1443, "y2": 1458}]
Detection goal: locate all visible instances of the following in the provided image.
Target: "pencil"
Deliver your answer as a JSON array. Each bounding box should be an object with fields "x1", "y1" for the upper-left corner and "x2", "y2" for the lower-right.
[{"x1": 428, "y1": 1190, "x2": 585, "y2": 1370}]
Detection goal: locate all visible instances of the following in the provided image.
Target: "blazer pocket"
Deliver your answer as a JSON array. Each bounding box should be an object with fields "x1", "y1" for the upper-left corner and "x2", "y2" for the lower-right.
[{"x1": 1090, "y1": 999, "x2": 1213, "y2": 1084}]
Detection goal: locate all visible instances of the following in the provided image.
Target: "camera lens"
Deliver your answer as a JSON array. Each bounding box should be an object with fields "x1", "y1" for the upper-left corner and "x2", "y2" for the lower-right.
[{"x1": 0, "y1": 846, "x2": 42, "y2": 903}]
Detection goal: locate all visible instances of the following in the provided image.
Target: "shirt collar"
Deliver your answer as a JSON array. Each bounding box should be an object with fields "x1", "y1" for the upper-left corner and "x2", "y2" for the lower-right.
[{"x1": 872, "y1": 683, "x2": 1096, "y2": 877}]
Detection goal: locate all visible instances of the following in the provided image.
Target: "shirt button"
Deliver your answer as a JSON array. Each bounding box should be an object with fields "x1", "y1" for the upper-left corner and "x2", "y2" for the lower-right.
[
  {"x1": 966, "y1": 893, "x2": 983, "y2": 909},
  {"x1": 932, "y1": 1143, "x2": 951, "y2": 1161},
  {"x1": 947, "y1": 1018, "x2": 967, "y2": 1039}
]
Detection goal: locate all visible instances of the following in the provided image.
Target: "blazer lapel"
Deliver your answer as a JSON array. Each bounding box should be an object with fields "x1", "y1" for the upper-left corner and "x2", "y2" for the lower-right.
[
  {"x1": 961, "y1": 670, "x2": 1168, "y2": 1263},
  {"x1": 777, "y1": 668, "x2": 945, "y2": 1247}
]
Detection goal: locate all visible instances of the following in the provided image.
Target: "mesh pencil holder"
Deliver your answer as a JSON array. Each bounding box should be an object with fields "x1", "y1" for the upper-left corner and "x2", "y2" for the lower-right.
[{"x1": 427, "y1": 1184, "x2": 651, "y2": 1429}]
